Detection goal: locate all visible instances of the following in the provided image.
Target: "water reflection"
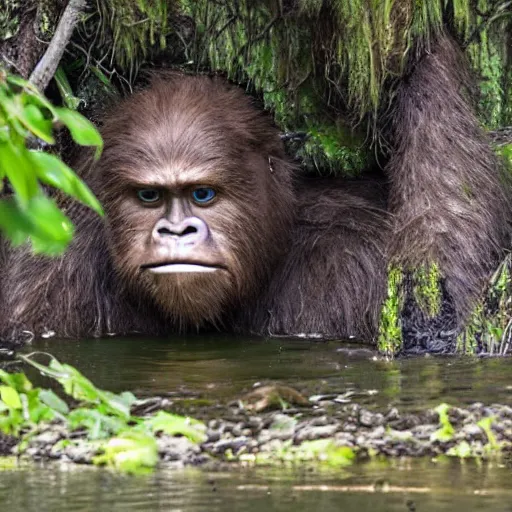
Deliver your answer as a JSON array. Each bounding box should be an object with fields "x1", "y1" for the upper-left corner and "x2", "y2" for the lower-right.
[
  {"x1": 1, "y1": 459, "x2": 512, "y2": 511},
  {"x1": 22, "y1": 335, "x2": 512, "y2": 411}
]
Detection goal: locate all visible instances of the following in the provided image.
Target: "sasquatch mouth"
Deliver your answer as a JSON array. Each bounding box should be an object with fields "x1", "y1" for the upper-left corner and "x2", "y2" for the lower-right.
[{"x1": 140, "y1": 261, "x2": 227, "y2": 274}]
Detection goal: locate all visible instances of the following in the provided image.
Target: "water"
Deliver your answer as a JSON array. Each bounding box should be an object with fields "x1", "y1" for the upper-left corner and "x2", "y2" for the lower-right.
[
  {"x1": 1, "y1": 335, "x2": 512, "y2": 511},
  {"x1": 2, "y1": 459, "x2": 512, "y2": 511},
  {"x1": 19, "y1": 335, "x2": 512, "y2": 411}
]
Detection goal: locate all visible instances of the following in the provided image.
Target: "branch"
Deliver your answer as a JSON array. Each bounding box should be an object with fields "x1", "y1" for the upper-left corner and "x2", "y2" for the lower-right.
[{"x1": 29, "y1": 0, "x2": 87, "y2": 91}]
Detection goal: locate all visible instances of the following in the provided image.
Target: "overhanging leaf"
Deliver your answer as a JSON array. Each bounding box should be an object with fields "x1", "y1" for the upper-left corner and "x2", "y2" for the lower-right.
[
  {"x1": 54, "y1": 107, "x2": 103, "y2": 158},
  {"x1": 19, "y1": 104, "x2": 54, "y2": 144},
  {"x1": 29, "y1": 150, "x2": 103, "y2": 216}
]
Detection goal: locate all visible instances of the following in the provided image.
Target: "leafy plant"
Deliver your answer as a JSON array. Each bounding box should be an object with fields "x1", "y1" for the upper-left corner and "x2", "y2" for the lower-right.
[
  {"x1": 0, "y1": 354, "x2": 206, "y2": 474},
  {"x1": 0, "y1": 69, "x2": 103, "y2": 255},
  {"x1": 431, "y1": 403, "x2": 455, "y2": 442},
  {"x1": 238, "y1": 439, "x2": 355, "y2": 467}
]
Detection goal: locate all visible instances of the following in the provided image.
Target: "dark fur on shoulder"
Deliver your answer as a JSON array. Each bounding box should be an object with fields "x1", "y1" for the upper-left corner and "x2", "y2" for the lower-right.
[
  {"x1": 244, "y1": 179, "x2": 389, "y2": 339},
  {"x1": 385, "y1": 34, "x2": 511, "y2": 351}
]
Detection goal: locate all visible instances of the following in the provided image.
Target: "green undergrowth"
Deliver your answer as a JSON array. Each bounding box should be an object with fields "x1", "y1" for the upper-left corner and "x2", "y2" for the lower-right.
[
  {"x1": 378, "y1": 266, "x2": 404, "y2": 356},
  {"x1": 0, "y1": 353, "x2": 206, "y2": 474},
  {"x1": 36, "y1": 1, "x2": 509, "y2": 176},
  {"x1": 457, "y1": 253, "x2": 512, "y2": 354},
  {"x1": 377, "y1": 254, "x2": 512, "y2": 356},
  {"x1": 411, "y1": 263, "x2": 442, "y2": 319},
  {"x1": 433, "y1": 403, "x2": 502, "y2": 459},
  {"x1": 378, "y1": 263, "x2": 443, "y2": 355},
  {"x1": 1, "y1": 355, "x2": 507, "y2": 473},
  {"x1": 235, "y1": 439, "x2": 356, "y2": 468}
]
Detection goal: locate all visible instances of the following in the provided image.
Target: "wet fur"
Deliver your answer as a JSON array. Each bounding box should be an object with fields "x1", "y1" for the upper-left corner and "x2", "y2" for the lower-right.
[{"x1": 0, "y1": 35, "x2": 509, "y2": 351}]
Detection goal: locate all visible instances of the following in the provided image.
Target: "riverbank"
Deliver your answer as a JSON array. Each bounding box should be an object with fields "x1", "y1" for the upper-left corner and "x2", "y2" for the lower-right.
[{"x1": 3, "y1": 394, "x2": 511, "y2": 468}]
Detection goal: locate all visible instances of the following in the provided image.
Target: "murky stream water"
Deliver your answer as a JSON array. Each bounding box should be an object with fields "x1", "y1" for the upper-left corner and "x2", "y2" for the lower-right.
[{"x1": 2, "y1": 335, "x2": 512, "y2": 510}]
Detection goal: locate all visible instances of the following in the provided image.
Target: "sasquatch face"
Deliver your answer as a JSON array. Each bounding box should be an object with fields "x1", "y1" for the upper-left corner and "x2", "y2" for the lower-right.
[{"x1": 94, "y1": 74, "x2": 295, "y2": 329}]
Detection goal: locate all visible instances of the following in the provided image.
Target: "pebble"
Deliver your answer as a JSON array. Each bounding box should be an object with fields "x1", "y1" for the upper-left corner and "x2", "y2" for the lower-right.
[{"x1": 294, "y1": 424, "x2": 339, "y2": 443}]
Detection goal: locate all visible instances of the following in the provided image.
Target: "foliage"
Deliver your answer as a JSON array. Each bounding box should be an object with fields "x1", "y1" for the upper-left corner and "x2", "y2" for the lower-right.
[
  {"x1": 0, "y1": 354, "x2": 206, "y2": 474},
  {"x1": 457, "y1": 253, "x2": 512, "y2": 354},
  {"x1": 237, "y1": 439, "x2": 355, "y2": 468},
  {"x1": 90, "y1": 0, "x2": 173, "y2": 72},
  {"x1": 179, "y1": 1, "x2": 512, "y2": 139},
  {"x1": 411, "y1": 263, "x2": 442, "y2": 318},
  {"x1": 33, "y1": 0, "x2": 505, "y2": 177},
  {"x1": 378, "y1": 267, "x2": 404, "y2": 355},
  {"x1": 431, "y1": 403, "x2": 455, "y2": 442},
  {"x1": 0, "y1": 70, "x2": 103, "y2": 255},
  {"x1": 432, "y1": 403, "x2": 503, "y2": 458}
]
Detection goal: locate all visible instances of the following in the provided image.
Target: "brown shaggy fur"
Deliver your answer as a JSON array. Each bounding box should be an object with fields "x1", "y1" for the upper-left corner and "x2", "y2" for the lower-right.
[
  {"x1": 0, "y1": 34, "x2": 509, "y2": 351},
  {"x1": 386, "y1": 35, "x2": 511, "y2": 351}
]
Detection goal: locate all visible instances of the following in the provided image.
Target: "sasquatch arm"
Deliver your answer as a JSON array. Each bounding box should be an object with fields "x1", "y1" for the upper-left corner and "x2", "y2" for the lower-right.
[
  {"x1": 385, "y1": 34, "x2": 511, "y2": 351},
  {"x1": 244, "y1": 180, "x2": 390, "y2": 340}
]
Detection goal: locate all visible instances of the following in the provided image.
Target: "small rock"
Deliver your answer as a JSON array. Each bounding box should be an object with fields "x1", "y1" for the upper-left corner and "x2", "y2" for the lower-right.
[
  {"x1": 294, "y1": 424, "x2": 339, "y2": 443},
  {"x1": 385, "y1": 408, "x2": 400, "y2": 422},
  {"x1": 32, "y1": 430, "x2": 62, "y2": 446},
  {"x1": 247, "y1": 416, "x2": 264, "y2": 431},
  {"x1": 206, "y1": 429, "x2": 222, "y2": 442}
]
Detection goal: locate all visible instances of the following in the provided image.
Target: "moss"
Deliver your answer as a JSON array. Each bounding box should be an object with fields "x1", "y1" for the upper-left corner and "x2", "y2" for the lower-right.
[
  {"x1": 457, "y1": 253, "x2": 512, "y2": 354},
  {"x1": 411, "y1": 263, "x2": 442, "y2": 318},
  {"x1": 87, "y1": 0, "x2": 174, "y2": 71},
  {"x1": 23, "y1": 0, "x2": 502, "y2": 175},
  {"x1": 378, "y1": 266, "x2": 404, "y2": 356},
  {"x1": 299, "y1": 124, "x2": 368, "y2": 176}
]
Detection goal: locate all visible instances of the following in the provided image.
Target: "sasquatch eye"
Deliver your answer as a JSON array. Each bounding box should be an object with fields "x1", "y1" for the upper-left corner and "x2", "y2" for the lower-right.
[
  {"x1": 192, "y1": 187, "x2": 216, "y2": 204},
  {"x1": 137, "y1": 189, "x2": 161, "y2": 204}
]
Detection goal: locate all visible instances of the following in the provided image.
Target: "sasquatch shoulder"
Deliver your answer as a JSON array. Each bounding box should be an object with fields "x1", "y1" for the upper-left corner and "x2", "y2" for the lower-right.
[{"x1": 243, "y1": 179, "x2": 390, "y2": 340}]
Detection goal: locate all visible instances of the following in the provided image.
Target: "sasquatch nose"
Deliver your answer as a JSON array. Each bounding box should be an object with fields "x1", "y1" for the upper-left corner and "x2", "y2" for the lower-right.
[{"x1": 152, "y1": 217, "x2": 208, "y2": 246}]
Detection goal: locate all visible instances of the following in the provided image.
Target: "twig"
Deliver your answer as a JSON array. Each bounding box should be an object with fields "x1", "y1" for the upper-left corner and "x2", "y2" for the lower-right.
[{"x1": 29, "y1": 0, "x2": 87, "y2": 91}]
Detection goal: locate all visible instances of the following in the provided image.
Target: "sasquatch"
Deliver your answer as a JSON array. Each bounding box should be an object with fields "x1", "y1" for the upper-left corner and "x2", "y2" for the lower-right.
[{"x1": 0, "y1": 34, "x2": 509, "y2": 352}]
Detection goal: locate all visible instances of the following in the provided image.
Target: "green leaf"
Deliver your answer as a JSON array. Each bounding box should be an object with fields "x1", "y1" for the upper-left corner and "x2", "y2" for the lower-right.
[
  {"x1": 0, "y1": 386, "x2": 22, "y2": 409},
  {"x1": 54, "y1": 67, "x2": 82, "y2": 110},
  {"x1": 0, "y1": 140, "x2": 39, "y2": 201},
  {"x1": 0, "y1": 371, "x2": 33, "y2": 392},
  {"x1": 0, "y1": 197, "x2": 72, "y2": 254},
  {"x1": 54, "y1": 107, "x2": 103, "y2": 157},
  {"x1": 21, "y1": 355, "x2": 134, "y2": 419},
  {"x1": 29, "y1": 151, "x2": 103, "y2": 216},
  {"x1": 39, "y1": 389, "x2": 69, "y2": 415},
  {"x1": 295, "y1": 440, "x2": 355, "y2": 467},
  {"x1": 0, "y1": 201, "x2": 32, "y2": 245},
  {"x1": 5, "y1": 74, "x2": 30, "y2": 89},
  {"x1": 6, "y1": 75, "x2": 56, "y2": 115},
  {"x1": 93, "y1": 430, "x2": 158, "y2": 474},
  {"x1": 68, "y1": 408, "x2": 126, "y2": 439},
  {"x1": 431, "y1": 403, "x2": 455, "y2": 442},
  {"x1": 25, "y1": 195, "x2": 75, "y2": 252},
  {"x1": 447, "y1": 441, "x2": 473, "y2": 458},
  {"x1": 145, "y1": 411, "x2": 207, "y2": 443},
  {"x1": 19, "y1": 104, "x2": 54, "y2": 143}
]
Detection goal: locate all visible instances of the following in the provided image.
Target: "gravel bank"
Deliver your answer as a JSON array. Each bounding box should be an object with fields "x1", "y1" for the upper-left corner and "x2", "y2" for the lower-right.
[{"x1": 3, "y1": 397, "x2": 512, "y2": 467}]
